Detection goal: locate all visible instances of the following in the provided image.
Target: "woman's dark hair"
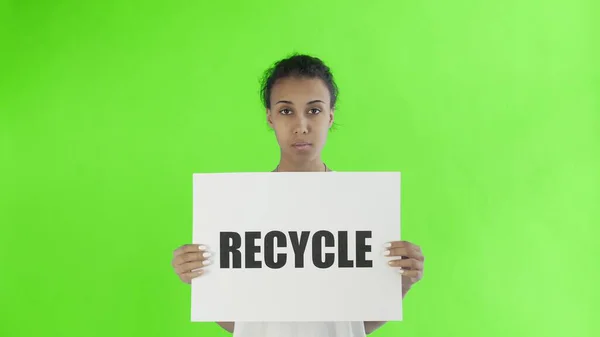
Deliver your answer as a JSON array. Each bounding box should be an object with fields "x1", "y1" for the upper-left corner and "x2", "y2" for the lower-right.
[{"x1": 260, "y1": 54, "x2": 339, "y2": 109}]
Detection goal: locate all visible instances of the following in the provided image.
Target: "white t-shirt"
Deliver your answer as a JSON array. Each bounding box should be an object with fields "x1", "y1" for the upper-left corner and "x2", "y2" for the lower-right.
[{"x1": 233, "y1": 321, "x2": 366, "y2": 337}]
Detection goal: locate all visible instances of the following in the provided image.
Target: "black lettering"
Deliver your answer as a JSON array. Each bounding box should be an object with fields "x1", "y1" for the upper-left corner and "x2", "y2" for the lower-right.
[
  {"x1": 220, "y1": 232, "x2": 241, "y2": 268},
  {"x1": 356, "y1": 231, "x2": 373, "y2": 268},
  {"x1": 245, "y1": 231, "x2": 262, "y2": 268},
  {"x1": 264, "y1": 231, "x2": 287, "y2": 269},
  {"x1": 289, "y1": 231, "x2": 310, "y2": 268},
  {"x1": 312, "y1": 230, "x2": 335, "y2": 268},
  {"x1": 338, "y1": 231, "x2": 353, "y2": 267}
]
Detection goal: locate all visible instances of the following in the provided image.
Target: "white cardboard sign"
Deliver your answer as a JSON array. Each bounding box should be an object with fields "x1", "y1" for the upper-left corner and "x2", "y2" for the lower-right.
[{"x1": 191, "y1": 172, "x2": 402, "y2": 322}]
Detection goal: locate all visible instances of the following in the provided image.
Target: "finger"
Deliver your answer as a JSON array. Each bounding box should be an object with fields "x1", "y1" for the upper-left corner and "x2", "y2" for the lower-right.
[
  {"x1": 384, "y1": 241, "x2": 406, "y2": 249},
  {"x1": 181, "y1": 269, "x2": 205, "y2": 283},
  {"x1": 173, "y1": 244, "x2": 209, "y2": 257},
  {"x1": 383, "y1": 247, "x2": 410, "y2": 257},
  {"x1": 398, "y1": 269, "x2": 423, "y2": 279},
  {"x1": 387, "y1": 258, "x2": 424, "y2": 270},
  {"x1": 384, "y1": 245, "x2": 423, "y2": 261},
  {"x1": 172, "y1": 251, "x2": 212, "y2": 267},
  {"x1": 388, "y1": 247, "x2": 424, "y2": 261},
  {"x1": 175, "y1": 259, "x2": 213, "y2": 274},
  {"x1": 384, "y1": 241, "x2": 421, "y2": 253}
]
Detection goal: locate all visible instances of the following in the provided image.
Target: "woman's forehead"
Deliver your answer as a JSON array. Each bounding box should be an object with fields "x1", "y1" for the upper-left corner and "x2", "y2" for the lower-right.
[{"x1": 271, "y1": 77, "x2": 330, "y2": 103}]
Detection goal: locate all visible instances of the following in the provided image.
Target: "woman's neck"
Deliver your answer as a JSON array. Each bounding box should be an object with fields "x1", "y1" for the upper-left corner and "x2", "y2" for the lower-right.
[{"x1": 274, "y1": 157, "x2": 329, "y2": 172}]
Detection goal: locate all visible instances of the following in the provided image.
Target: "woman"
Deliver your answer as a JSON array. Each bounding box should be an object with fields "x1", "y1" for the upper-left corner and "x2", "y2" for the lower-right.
[{"x1": 171, "y1": 54, "x2": 425, "y2": 337}]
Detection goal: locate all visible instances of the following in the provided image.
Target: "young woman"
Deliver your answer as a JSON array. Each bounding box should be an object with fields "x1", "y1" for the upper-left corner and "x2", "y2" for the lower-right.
[{"x1": 171, "y1": 54, "x2": 425, "y2": 337}]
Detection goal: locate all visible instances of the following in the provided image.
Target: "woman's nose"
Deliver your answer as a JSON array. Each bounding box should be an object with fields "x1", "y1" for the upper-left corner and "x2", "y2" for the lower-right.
[{"x1": 293, "y1": 118, "x2": 309, "y2": 134}]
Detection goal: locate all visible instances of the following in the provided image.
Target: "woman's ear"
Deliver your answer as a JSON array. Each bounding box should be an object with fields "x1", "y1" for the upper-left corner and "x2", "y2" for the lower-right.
[
  {"x1": 266, "y1": 108, "x2": 273, "y2": 128},
  {"x1": 329, "y1": 108, "x2": 335, "y2": 128}
]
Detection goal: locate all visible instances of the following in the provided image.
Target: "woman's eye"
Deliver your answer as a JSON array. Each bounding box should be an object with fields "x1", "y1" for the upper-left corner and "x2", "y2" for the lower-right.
[
  {"x1": 280, "y1": 108, "x2": 292, "y2": 115},
  {"x1": 309, "y1": 108, "x2": 321, "y2": 114}
]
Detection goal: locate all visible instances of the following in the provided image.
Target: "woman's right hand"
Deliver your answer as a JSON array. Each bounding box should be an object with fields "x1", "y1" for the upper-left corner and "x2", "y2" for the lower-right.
[{"x1": 172, "y1": 244, "x2": 213, "y2": 284}]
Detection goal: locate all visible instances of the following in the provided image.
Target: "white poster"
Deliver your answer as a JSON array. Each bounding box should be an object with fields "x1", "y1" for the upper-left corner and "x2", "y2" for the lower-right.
[{"x1": 191, "y1": 172, "x2": 402, "y2": 322}]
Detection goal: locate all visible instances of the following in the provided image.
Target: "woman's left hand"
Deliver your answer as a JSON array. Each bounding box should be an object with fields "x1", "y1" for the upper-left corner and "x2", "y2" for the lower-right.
[{"x1": 384, "y1": 241, "x2": 425, "y2": 293}]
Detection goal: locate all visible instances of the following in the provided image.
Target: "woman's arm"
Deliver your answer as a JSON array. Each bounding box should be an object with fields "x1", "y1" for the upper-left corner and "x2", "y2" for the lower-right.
[
  {"x1": 364, "y1": 321, "x2": 387, "y2": 334},
  {"x1": 216, "y1": 322, "x2": 235, "y2": 333}
]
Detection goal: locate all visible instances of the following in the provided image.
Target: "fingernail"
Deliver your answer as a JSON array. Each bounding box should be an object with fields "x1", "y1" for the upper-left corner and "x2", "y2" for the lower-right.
[
  {"x1": 202, "y1": 260, "x2": 212, "y2": 266},
  {"x1": 398, "y1": 268, "x2": 405, "y2": 275},
  {"x1": 383, "y1": 250, "x2": 390, "y2": 256},
  {"x1": 384, "y1": 242, "x2": 391, "y2": 248},
  {"x1": 388, "y1": 261, "x2": 394, "y2": 265},
  {"x1": 203, "y1": 252, "x2": 212, "y2": 258},
  {"x1": 199, "y1": 245, "x2": 208, "y2": 251},
  {"x1": 191, "y1": 268, "x2": 204, "y2": 273}
]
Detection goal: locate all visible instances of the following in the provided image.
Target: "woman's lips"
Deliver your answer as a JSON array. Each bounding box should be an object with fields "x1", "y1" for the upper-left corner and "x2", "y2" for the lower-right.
[{"x1": 292, "y1": 142, "x2": 312, "y2": 150}]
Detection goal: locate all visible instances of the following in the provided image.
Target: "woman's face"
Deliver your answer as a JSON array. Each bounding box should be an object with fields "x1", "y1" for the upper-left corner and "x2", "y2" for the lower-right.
[{"x1": 267, "y1": 77, "x2": 334, "y2": 162}]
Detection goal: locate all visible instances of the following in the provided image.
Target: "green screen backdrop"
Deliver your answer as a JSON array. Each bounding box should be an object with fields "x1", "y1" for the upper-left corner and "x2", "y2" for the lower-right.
[{"x1": 1, "y1": 1, "x2": 598, "y2": 336}]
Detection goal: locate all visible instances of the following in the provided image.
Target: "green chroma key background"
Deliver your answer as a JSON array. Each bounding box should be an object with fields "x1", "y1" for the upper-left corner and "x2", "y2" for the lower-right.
[{"x1": 0, "y1": 1, "x2": 598, "y2": 336}]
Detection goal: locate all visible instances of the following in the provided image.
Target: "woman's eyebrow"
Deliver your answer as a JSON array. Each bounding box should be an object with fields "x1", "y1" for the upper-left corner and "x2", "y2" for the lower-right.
[{"x1": 275, "y1": 99, "x2": 326, "y2": 105}]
